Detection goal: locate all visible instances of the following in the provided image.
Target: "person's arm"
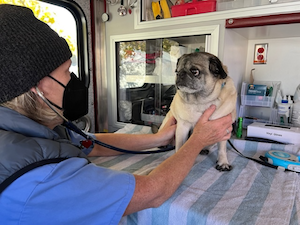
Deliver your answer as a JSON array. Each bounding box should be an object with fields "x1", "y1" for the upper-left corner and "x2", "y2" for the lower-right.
[
  {"x1": 87, "y1": 119, "x2": 176, "y2": 157},
  {"x1": 124, "y1": 105, "x2": 233, "y2": 215}
]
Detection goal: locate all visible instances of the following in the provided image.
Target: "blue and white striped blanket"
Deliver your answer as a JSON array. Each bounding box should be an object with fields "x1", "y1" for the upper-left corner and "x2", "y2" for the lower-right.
[{"x1": 90, "y1": 124, "x2": 300, "y2": 225}]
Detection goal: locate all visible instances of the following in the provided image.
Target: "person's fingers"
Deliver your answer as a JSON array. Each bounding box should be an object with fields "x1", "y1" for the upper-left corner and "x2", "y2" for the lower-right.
[
  {"x1": 222, "y1": 124, "x2": 233, "y2": 140},
  {"x1": 166, "y1": 116, "x2": 177, "y2": 126},
  {"x1": 220, "y1": 114, "x2": 234, "y2": 128}
]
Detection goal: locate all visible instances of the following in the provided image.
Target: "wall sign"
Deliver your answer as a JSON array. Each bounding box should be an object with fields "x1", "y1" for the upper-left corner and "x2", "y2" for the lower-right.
[{"x1": 254, "y1": 43, "x2": 268, "y2": 64}]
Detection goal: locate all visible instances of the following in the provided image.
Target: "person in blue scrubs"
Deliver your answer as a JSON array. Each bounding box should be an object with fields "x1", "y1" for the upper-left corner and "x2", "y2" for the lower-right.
[{"x1": 0, "y1": 4, "x2": 233, "y2": 224}]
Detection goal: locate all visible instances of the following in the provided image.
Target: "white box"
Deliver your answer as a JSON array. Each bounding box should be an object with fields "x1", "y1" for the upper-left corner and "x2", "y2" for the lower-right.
[{"x1": 247, "y1": 122, "x2": 300, "y2": 145}]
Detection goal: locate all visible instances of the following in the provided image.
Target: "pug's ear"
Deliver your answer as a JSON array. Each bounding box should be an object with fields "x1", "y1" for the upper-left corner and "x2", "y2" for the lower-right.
[
  {"x1": 175, "y1": 57, "x2": 180, "y2": 72},
  {"x1": 175, "y1": 54, "x2": 187, "y2": 72},
  {"x1": 209, "y1": 56, "x2": 227, "y2": 79}
]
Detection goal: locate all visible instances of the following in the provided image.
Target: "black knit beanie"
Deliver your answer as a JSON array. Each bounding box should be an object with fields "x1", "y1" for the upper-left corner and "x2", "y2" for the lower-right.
[{"x1": 0, "y1": 4, "x2": 72, "y2": 104}]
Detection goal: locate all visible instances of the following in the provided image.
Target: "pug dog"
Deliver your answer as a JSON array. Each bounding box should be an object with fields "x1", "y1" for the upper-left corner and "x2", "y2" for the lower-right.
[{"x1": 159, "y1": 52, "x2": 237, "y2": 171}]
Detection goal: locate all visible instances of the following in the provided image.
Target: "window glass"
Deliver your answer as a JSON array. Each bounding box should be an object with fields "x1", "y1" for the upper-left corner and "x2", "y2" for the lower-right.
[
  {"x1": 116, "y1": 35, "x2": 206, "y2": 125},
  {"x1": 0, "y1": 0, "x2": 78, "y2": 75}
]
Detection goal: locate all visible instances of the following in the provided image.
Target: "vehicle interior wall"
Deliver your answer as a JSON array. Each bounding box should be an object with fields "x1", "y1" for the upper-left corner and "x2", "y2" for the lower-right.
[
  {"x1": 73, "y1": 0, "x2": 95, "y2": 132},
  {"x1": 225, "y1": 23, "x2": 300, "y2": 97},
  {"x1": 88, "y1": 1, "x2": 300, "y2": 131}
]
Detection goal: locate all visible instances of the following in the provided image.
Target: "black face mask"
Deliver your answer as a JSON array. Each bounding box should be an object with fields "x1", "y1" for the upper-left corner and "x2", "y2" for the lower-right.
[{"x1": 47, "y1": 72, "x2": 88, "y2": 121}]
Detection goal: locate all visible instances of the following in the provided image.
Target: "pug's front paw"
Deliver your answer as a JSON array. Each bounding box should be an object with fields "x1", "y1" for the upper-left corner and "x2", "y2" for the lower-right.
[{"x1": 215, "y1": 162, "x2": 232, "y2": 171}]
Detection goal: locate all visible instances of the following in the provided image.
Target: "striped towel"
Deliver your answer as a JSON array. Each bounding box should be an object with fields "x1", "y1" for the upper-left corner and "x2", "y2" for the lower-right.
[{"x1": 90, "y1": 124, "x2": 300, "y2": 225}]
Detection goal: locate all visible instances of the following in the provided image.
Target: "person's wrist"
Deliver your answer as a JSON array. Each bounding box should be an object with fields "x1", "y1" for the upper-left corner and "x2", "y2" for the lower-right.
[
  {"x1": 181, "y1": 137, "x2": 205, "y2": 154},
  {"x1": 154, "y1": 132, "x2": 167, "y2": 147}
]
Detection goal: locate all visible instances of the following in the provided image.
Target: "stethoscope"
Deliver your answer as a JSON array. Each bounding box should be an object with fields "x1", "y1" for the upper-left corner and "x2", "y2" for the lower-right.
[
  {"x1": 35, "y1": 87, "x2": 175, "y2": 154},
  {"x1": 35, "y1": 87, "x2": 300, "y2": 173}
]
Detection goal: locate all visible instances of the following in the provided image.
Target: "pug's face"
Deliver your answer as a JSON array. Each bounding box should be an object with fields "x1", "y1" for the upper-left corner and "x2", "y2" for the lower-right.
[{"x1": 175, "y1": 52, "x2": 227, "y2": 97}]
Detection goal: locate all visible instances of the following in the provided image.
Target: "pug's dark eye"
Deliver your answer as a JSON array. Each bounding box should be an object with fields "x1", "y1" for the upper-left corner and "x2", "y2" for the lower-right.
[{"x1": 190, "y1": 68, "x2": 200, "y2": 76}]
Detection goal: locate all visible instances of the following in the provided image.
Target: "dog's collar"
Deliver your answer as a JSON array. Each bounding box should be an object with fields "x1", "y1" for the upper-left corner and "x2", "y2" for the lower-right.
[{"x1": 221, "y1": 81, "x2": 226, "y2": 89}]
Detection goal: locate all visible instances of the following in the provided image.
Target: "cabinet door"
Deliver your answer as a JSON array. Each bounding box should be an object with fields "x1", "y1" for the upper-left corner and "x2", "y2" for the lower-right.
[
  {"x1": 115, "y1": 35, "x2": 206, "y2": 126},
  {"x1": 108, "y1": 26, "x2": 219, "y2": 130}
]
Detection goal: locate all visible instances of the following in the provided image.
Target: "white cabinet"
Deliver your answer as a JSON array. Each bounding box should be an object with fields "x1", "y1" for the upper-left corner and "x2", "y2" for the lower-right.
[
  {"x1": 109, "y1": 27, "x2": 217, "y2": 128},
  {"x1": 135, "y1": 1, "x2": 300, "y2": 30}
]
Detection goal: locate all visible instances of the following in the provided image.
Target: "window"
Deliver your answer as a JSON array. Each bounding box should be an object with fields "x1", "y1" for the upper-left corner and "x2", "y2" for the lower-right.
[
  {"x1": 0, "y1": 0, "x2": 89, "y2": 86},
  {"x1": 115, "y1": 35, "x2": 206, "y2": 125}
]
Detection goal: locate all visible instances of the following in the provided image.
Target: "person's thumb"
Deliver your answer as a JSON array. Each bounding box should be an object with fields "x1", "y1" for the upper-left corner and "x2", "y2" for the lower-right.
[{"x1": 200, "y1": 105, "x2": 216, "y2": 122}]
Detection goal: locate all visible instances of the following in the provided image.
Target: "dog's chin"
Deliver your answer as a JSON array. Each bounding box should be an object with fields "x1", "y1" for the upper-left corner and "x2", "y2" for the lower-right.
[{"x1": 177, "y1": 86, "x2": 199, "y2": 94}]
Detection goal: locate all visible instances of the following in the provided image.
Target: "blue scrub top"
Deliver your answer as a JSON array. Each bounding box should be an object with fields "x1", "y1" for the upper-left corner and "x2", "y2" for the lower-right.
[{"x1": 0, "y1": 157, "x2": 135, "y2": 225}]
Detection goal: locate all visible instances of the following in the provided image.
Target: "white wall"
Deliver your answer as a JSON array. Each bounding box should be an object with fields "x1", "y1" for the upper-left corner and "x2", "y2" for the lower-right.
[{"x1": 245, "y1": 37, "x2": 300, "y2": 97}]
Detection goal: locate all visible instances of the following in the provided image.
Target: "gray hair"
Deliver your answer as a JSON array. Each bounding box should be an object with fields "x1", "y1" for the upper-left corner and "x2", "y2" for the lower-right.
[{"x1": 1, "y1": 90, "x2": 62, "y2": 127}]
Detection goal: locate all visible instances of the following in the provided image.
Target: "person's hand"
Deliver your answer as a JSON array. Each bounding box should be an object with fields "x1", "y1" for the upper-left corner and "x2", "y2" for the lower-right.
[
  {"x1": 155, "y1": 116, "x2": 177, "y2": 146},
  {"x1": 190, "y1": 105, "x2": 233, "y2": 147}
]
